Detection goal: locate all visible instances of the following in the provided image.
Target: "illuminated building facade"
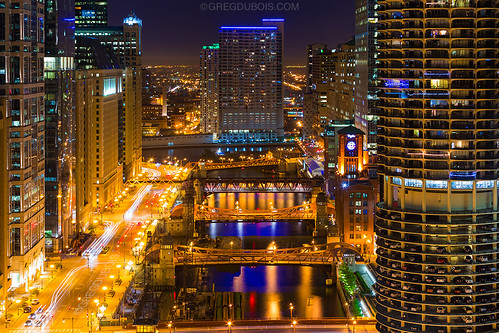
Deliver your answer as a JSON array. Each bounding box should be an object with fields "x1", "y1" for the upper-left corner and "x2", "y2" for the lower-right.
[
  {"x1": 0, "y1": 0, "x2": 46, "y2": 293},
  {"x1": 0, "y1": 100, "x2": 10, "y2": 310},
  {"x1": 75, "y1": 69, "x2": 124, "y2": 229},
  {"x1": 304, "y1": 44, "x2": 337, "y2": 140},
  {"x1": 44, "y1": 0, "x2": 76, "y2": 252},
  {"x1": 75, "y1": 26, "x2": 123, "y2": 68},
  {"x1": 306, "y1": 43, "x2": 328, "y2": 92},
  {"x1": 355, "y1": 0, "x2": 379, "y2": 157},
  {"x1": 324, "y1": 120, "x2": 356, "y2": 171},
  {"x1": 122, "y1": 14, "x2": 143, "y2": 180},
  {"x1": 218, "y1": 21, "x2": 284, "y2": 143},
  {"x1": 75, "y1": 0, "x2": 107, "y2": 27},
  {"x1": 329, "y1": 40, "x2": 356, "y2": 121},
  {"x1": 375, "y1": 1, "x2": 499, "y2": 332},
  {"x1": 335, "y1": 126, "x2": 375, "y2": 254},
  {"x1": 200, "y1": 43, "x2": 219, "y2": 135},
  {"x1": 76, "y1": 13, "x2": 143, "y2": 181}
]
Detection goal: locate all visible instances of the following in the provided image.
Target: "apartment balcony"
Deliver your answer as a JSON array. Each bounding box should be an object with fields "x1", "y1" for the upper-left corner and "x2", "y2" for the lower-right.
[
  {"x1": 451, "y1": 40, "x2": 475, "y2": 48},
  {"x1": 426, "y1": 40, "x2": 450, "y2": 48},
  {"x1": 426, "y1": 10, "x2": 450, "y2": 19},
  {"x1": 451, "y1": 20, "x2": 475, "y2": 29}
]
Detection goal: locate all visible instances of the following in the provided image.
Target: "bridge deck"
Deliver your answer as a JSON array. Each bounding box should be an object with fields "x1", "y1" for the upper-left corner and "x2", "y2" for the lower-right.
[
  {"x1": 170, "y1": 244, "x2": 361, "y2": 266},
  {"x1": 201, "y1": 178, "x2": 322, "y2": 193},
  {"x1": 205, "y1": 158, "x2": 279, "y2": 170},
  {"x1": 195, "y1": 204, "x2": 316, "y2": 221}
]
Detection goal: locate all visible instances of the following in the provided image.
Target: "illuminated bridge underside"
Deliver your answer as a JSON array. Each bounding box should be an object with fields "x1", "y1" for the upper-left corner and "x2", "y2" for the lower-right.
[
  {"x1": 202, "y1": 178, "x2": 320, "y2": 193},
  {"x1": 173, "y1": 243, "x2": 361, "y2": 266},
  {"x1": 205, "y1": 158, "x2": 279, "y2": 170},
  {"x1": 194, "y1": 204, "x2": 316, "y2": 221}
]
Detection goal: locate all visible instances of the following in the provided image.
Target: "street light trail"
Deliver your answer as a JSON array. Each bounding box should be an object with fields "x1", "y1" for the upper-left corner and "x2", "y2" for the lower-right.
[
  {"x1": 143, "y1": 167, "x2": 161, "y2": 180},
  {"x1": 124, "y1": 184, "x2": 152, "y2": 221},
  {"x1": 82, "y1": 222, "x2": 121, "y2": 258},
  {"x1": 38, "y1": 265, "x2": 85, "y2": 328}
]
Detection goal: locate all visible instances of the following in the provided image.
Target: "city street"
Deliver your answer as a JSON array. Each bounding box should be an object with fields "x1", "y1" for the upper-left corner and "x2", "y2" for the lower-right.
[{"x1": 1, "y1": 165, "x2": 185, "y2": 333}]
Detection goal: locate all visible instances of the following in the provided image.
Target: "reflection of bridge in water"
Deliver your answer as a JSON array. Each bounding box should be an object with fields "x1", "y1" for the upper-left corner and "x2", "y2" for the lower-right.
[
  {"x1": 170, "y1": 243, "x2": 361, "y2": 266},
  {"x1": 194, "y1": 203, "x2": 317, "y2": 221}
]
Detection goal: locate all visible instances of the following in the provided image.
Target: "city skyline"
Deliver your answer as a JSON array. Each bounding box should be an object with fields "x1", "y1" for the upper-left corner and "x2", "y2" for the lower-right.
[
  {"x1": 106, "y1": 0, "x2": 355, "y2": 65},
  {"x1": 2, "y1": 0, "x2": 498, "y2": 332}
]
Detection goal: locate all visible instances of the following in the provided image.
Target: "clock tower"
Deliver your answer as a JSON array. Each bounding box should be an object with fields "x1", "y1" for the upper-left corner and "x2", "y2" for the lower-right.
[
  {"x1": 337, "y1": 126, "x2": 367, "y2": 176},
  {"x1": 334, "y1": 125, "x2": 377, "y2": 256}
]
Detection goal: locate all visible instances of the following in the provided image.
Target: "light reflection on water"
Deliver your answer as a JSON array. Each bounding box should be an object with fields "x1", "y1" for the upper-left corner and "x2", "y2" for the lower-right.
[
  {"x1": 201, "y1": 192, "x2": 345, "y2": 319},
  {"x1": 203, "y1": 265, "x2": 338, "y2": 319},
  {"x1": 207, "y1": 192, "x2": 306, "y2": 210}
]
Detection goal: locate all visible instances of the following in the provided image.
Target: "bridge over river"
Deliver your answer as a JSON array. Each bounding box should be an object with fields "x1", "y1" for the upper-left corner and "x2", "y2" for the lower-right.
[{"x1": 163, "y1": 243, "x2": 362, "y2": 266}]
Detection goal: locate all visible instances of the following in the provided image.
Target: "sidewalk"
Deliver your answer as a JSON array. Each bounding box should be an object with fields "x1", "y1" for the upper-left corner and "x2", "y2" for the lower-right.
[
  {"x1": 98, "y1": 263, "x2": 135, "y2": 321},
  {"x1": 1, "y1": 264, "x2": 62, "y2": 328}
]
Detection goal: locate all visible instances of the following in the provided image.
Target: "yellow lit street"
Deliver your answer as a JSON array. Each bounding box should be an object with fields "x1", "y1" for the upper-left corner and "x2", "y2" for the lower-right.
[{"x1": 1, "y1": 165, "x2": 187, "y2": 333}]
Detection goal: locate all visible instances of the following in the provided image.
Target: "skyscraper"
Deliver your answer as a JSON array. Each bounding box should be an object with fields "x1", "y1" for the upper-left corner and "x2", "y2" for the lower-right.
[
  {"x1": 75, "y1": 10, "x2": 143, "y2": 181},
  {"x1": 122, "y1": 14, "x2": 143, "y2": 180},
  {"x1": 355, "y1": 0, "x2": 379, "y2": 158},
  {"x1": 200, "y1": 43, "x2": 219, "y2": 135},
  {"x1": 74, "y1": 39, "x2": 123, "y2": 229},
  {"x1": 376, "y1": 1, "x2": 499, "y2": 332},
  {"x1": 75, "y1": 0, "x2": 108, "y2": 27},
  {"x1": 218, "y1": 21, "x2": 283, "y2": 143},
  {"x1": 44, "y1": 0, "x2": 76, "y2": 252},
  {"x1": 304, "y1": 44, "x2": 337, "y2": 140},
  {"x1": 75, "y1": 69, "x2": 124, "y2": 225},
  {"x1": 306, "y1": 43, "x2": 328, "y2": 93},
  {"x1": 329, "y1": 39, "x2": 356, "y2": 121},
  {"x1": 0, "y1": 0, "x2": 46, "y2": 292}
]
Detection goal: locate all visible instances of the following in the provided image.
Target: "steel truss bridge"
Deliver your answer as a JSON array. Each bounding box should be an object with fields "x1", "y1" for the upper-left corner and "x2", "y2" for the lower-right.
[
  {"x1": 126, "y1": 179, "x2": 181, "y2": 185},
  {"x1": 201, "y1": 178, "x2": 322, "y2": 193},
  {"x1": 172, "y1": 243, "x2": 361, "y2": 266},
  {"x1": 204, "y1": 158, "x2": 279, "y2": 171},
  {"x1": 194, "y1": 204, "x2": 316, "y2": 221}
]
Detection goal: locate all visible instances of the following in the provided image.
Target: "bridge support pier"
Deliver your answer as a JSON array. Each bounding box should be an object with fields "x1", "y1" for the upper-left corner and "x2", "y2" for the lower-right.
[
  {"x1": 151, "y1": 234, "x2": 176, "y2": 290},
  {"x1": 194, "y1": 179, "x2": 204, "y2": 205},
  {"x1": 314, "y1": 192, "x2": 329, "y2": 239},
  {"x1": 183, "y1": 184, "x2": 196, "y2": 237},
  {"x1": 198, "y1": 162, "x2": 207, "y2": 178},
  {"x1": 330, "y1": 262, "x2": 338, "y2": 282}
]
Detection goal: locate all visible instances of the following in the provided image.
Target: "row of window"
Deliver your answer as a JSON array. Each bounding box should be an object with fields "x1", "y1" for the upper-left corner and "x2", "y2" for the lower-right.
[{"x1": 392, "y1": 177, "x2": 497, "y2": 189}]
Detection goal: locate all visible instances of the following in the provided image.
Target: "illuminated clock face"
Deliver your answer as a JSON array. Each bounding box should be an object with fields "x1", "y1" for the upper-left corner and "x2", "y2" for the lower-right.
[{"x1": 347, "y1": 141, "x2": 356, "y2": 151}]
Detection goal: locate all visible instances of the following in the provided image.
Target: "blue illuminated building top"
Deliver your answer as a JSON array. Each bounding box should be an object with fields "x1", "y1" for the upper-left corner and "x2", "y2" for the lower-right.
[
  {"x1": 124, "y1": 14, "x2": 142, "y2": 26},
  {"x1": 262, "y1": 18, "x2": 285, "y2": 22}
]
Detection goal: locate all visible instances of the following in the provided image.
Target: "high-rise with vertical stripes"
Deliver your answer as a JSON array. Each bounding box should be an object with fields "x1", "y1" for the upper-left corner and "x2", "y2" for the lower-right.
[{"x1": 375, "y1": 1, "x2": 499, "y2": 332}]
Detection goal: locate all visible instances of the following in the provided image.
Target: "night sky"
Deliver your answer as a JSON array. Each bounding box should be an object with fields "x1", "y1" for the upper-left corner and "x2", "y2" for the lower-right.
[{"x1": 108, "y1": 0, "x2": 355, "y2": 65}]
